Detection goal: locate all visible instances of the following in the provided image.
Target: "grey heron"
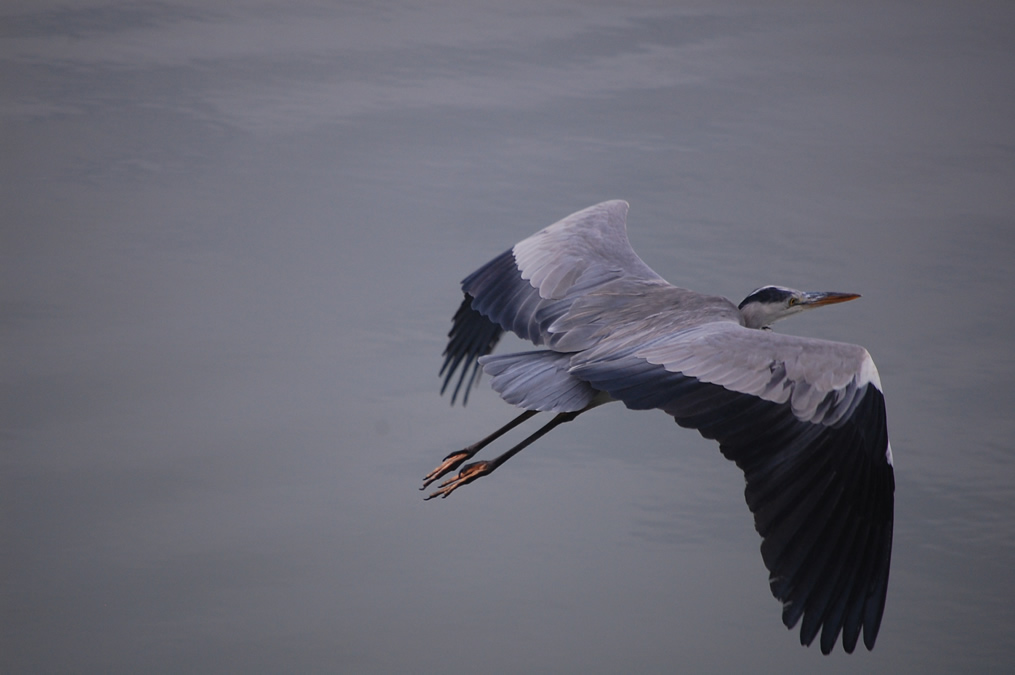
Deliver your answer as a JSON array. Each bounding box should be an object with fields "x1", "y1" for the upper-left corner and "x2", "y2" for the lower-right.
[{"x1": 422, "y1": 200, "x2": 894, "y2": 655}]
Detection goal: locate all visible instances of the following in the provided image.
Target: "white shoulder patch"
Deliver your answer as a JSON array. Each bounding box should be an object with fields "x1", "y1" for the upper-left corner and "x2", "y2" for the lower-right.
[{"x1": 858, "y1": 350, "x2": 883, "y2": 391}]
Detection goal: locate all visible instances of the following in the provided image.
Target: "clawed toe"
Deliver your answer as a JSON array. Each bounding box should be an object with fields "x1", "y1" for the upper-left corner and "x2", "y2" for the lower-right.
[
  {"x1": 422, "y1": 409, "x2": 541, "y2": 493},
  {"x1": 422, "y1": 409, "x2": 566, "y2": 500},
  {"x1": 423, "y1": 461, "x2": 494, "y2": 500},
  {"x1": 421, "y1": 449, "x2": 474, "y2": 489}
]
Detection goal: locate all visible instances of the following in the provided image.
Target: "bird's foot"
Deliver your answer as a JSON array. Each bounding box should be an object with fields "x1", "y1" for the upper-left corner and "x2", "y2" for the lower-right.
[
  {"x1": 423, "y1": 460, "x2": 494, "y2": 500},
  {"x1": 421, "y1": 448, "x2": 476, "y2": 489}
]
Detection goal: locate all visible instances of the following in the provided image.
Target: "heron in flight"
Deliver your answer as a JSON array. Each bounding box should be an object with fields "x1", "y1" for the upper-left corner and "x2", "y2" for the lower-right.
[{"x1": 422, "y1": 200, "x2": 894, "y2": 655}]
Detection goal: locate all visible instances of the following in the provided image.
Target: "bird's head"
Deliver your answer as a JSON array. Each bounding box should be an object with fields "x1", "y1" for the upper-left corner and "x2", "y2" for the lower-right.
[{"x1": 738, "y1": 285, "x2": 860, "y2": 330}]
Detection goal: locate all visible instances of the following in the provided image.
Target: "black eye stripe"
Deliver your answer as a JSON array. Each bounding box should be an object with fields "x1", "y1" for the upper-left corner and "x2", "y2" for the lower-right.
[{"x1": 738, "y1": 286, "x2": 792, "y2": 309}]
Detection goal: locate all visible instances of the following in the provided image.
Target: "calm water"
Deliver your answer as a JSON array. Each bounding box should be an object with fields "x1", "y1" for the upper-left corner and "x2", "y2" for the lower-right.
[{"x1": 3, "y1": 1, "x2": 1014, "y2": 672}]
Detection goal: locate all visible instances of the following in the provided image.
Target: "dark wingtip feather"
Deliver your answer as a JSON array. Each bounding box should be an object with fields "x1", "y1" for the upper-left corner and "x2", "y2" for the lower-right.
[
  {"x1": 577, "y1": 357, "x2": 895, "y2": 654},
  {"x1": 440, "y1": 293, "x2": 502, "y2": 405}
]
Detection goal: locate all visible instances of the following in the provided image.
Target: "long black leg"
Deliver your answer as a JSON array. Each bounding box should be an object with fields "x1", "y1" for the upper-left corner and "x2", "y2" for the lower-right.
[
  {"x1": 421, "y1": 409, "x2": 539, "y2": 489},
  {"x1": 424, "y1": 408, "x2": 584, "y2": 500}
]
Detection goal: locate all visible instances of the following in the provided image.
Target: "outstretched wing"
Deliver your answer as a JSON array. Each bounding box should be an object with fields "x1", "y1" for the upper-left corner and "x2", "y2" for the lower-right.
[
  {"x1": 441, "y1": 200, "x2": 669, "y2": 403},
  {"x1": 570, "y1": 323, "x2": 895, "y2": 654}
]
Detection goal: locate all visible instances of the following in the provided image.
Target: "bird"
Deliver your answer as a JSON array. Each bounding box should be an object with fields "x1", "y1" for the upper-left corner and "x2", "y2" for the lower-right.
[{"x1": 422, "y1": 200, "x2": 894, "y2": 655}]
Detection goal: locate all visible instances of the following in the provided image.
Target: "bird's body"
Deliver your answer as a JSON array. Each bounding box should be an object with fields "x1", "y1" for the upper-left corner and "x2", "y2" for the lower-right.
[{"x1": 423, "y1": 200, "x2": 894, "y2": 655}]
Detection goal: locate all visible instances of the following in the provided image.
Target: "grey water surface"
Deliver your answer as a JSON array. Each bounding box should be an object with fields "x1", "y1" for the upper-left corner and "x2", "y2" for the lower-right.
[{"x1": 3, "y1": 1, "x2": 1014, "y2": 672}]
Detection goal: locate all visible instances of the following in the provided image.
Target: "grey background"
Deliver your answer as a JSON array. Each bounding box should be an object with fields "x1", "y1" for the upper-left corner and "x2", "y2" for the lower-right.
[{"x1": 3, "y1": 1, "x2": 1014, "y2": 672}]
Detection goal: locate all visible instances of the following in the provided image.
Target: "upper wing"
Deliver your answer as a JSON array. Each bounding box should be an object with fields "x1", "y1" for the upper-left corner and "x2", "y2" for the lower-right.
[
  {"x1": 570, "y1": 323, "x2": 895, "y2": 654},
  {"x1": 441, "y1": 200, "x2": 669, "y2": 403}
]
